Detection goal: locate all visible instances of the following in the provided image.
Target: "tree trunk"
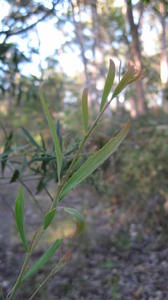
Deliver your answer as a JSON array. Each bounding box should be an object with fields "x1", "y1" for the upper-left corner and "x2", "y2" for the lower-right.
[
  {"x1": 126, "y1": 0, "x2": 146, "y2": 116},
  {"x1": 152, "y1": 2, "x2": 168, "y2": 112},
  {"x1": 71, "y1": 0, "x2": 90, "y2": 90},
  {"x1": 91, "y1": 0, "x2": 98, "y2": 59},
  {"x1": 160, "y1": 2, "x2": 168, "y2": 84},
  {"x1": 90, "y1": 0, "x2": 104, "y2": 107}
]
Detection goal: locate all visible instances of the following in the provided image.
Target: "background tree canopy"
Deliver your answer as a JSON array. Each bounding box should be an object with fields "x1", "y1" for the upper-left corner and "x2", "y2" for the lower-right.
[{"x1": 0, "y1": 0, "x2": 168, "y2": 115}]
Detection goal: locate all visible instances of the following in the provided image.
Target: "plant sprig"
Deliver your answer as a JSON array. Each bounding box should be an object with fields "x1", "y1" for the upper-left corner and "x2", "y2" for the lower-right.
[{"x1": 8, "y1": 59, "x2": 141, "y2": 300}]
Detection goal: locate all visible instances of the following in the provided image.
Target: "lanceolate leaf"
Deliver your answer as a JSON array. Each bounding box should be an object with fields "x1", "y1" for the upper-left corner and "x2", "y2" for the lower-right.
[
  {"x1": 1, "y1": 131, "x2": 13, "y2": 174},
  {"x1": 36, "y1": 177, "x2": 45, "y2": 194},
  {"x1": 15, "y1": 186, "x2": 28, "y2": 252},
  {"x1": 43, "y1": 208, "x2": 56, "y2": 230},
  {"x1": 82, "y1": 88, "x2": 89, "y2": 134},
  {"x1": 112, "y1": 66, "x2": 142, "y2": 99},
  {"x1": 64, "y1": 207, "x2": 85, "y2": 235},
  {"x1": 40, "y1": 133, "x2": 46, "y2": 150},
  {"x1": 60, "y1": 123, "x2": 130, "y2": 199},
  {"x1": 56, "y1": 120, "x2": 63, "y2": 151},
  {"x1": 100, "y1": 59, "x2": 115, "y2": 112},
  {"x1": 40, "y1": 92, "x2": 62, "y2": 181},
  {"x1": 10, "y1": 169, "x2": 20, "y2": 183},
  {"x1": 21, "y1": 127, "x2": 41, "y2": 150},
  {"x1": 23, "y1": 239, "x2": 62, "y2": 281}
]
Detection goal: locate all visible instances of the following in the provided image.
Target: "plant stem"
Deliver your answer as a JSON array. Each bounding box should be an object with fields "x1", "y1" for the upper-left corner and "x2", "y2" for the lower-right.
[
  {"x1": 6, "y1": 161, "x2": 44, "y2": 214},
  {"x1": 8, "y1": 253, "x2": 30, "y2": 300},
  {"x1": 8, "y1": 89, "x2": 118, "y2": 299},
  {"x1": 51, "y1": 96, "x2": 113, "y2": 208},
  {"x1": 8, "y1": 227, "x2": 44, "y2": 300},
  {"x1": 28, "y1": 258, "x2": 67, "y2": 300},
  {"x1": 44, "y1": 186, "x2": 54, "y2": 202}
]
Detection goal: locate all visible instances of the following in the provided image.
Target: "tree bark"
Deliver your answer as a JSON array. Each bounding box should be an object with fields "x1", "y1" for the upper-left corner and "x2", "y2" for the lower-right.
[
  {"x1": 126, "y1": 0, "x2": 146, "y2": 116},
  {"x1": 70, "y1": 0, "x2": 90, "y2": 90},
  {"x1": 160, "y1": 2, "x2": 168, "y2": 84},
  {"x1": 91, "y1": 0, "x2": 99, "y2": 59}
]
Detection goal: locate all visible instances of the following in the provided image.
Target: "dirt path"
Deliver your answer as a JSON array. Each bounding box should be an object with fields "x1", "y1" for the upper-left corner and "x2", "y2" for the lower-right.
[{"x1": 0, "y1": 181, "x2": 168, "y2": 300}]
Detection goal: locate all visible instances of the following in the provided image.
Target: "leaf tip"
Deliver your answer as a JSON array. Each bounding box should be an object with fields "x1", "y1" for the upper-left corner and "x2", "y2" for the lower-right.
[
  {"x1": 82, "y1": 87, "x2": 88, "y2": 97},
  {"x1": 109, "y1": 58, "x2": 115, "y2": 70}
]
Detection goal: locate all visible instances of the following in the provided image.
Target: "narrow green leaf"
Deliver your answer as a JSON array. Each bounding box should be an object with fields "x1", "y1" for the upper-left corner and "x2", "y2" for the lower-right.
[
  {"x1": 40, "y1": 91, "x2": 62, "y2": 181},
  {"x1": 36, "y1": 177, "x2": 46, "y2": 194},
  {"x1": 60, "y1": 123, "x2": 130, "y2": 199},
  {"x1": 1, "y1": 131, "x2": 13, "y2": 175},
  {"x1": 23, "y1": 239, "x2": 62, "y2": 281},
  {"x1": 112, "y1": 66, "x2": 142, "y2": 98},
  {"x1": 56, "y1": 120, "x2": 63, "y2": 151},
  {"x1": 64, "y1": 207, "x2": 85, "y2": 235},
  {"x1": 82, "y1": 88, "x2": 89, "y2": 134},
  {"x1": 21, "y1": 127, "x2": 41, "y2": 150},
  {"x1": 10, "y1": 169, "x2": 20, "y2": 183},
  {"x1": 40, "y1": 133, "x2": 46, "y2": 150},
  {"x1": 100, "y1": 59, "x2": 115, "y2": 111},
  {"x1": 43, "y1": 208, "x2": 56, "y2": 230},
  {"x1": 15, "y1": 186, "x2": 28, "y2": 252}
]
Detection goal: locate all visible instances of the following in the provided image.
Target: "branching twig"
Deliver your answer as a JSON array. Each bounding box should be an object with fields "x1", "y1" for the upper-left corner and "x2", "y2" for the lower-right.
[
  {"x1": 6, "y1": 161, "x2": 44, "y2": 214},
  {"x1": 44, "y1": 186, "x2": 54, "y2": 203},
  {"x1": 1, "y1": 1, "x2": 60, "y2": 42},
  {"x1": 28, "y1": 256, "x2": 69, "y2": 300}
]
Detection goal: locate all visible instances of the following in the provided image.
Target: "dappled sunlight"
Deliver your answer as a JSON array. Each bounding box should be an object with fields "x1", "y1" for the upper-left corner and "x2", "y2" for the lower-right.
[
  {"x1": 0, "y1": 100, "x2": 8, "y2": 116},
  {"x1": 34, "y1": 133, "x2": 43, "y2": 145},
  {"x1": 46, "y1": 219, "x2": 77, "y2": 242}
]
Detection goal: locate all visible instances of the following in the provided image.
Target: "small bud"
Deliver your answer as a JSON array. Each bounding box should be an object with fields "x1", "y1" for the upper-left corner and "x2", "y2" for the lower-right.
[{"x1": 112, "y1": 63, "x2": 143, "y2": 98}]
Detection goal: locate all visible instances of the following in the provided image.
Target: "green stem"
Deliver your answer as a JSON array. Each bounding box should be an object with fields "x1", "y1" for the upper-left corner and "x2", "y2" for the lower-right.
[
  {"x1": 8, "y1": 227, "x2": 44, "y2": 300},
  {"x1": 28, "y1": 259, "x2": 67, "y2": 300},
  {"x1": 51, "y1": 96, "x2": 113, "y2": 208},
  {"x1": 8, "y1": 90, "x2": 115, "y2": 299},
  {"x1": 7, "y1": 161, "x2": 44, "y2": 215},
  {"x1": 8, "y1": 253, "x2": 30, "y2": 300}
]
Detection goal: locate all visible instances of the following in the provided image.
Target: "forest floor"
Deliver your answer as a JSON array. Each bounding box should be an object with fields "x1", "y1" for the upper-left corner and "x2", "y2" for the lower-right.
[{"x1": 0, "y1": 176, "x2": 168, "y2": 300}]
